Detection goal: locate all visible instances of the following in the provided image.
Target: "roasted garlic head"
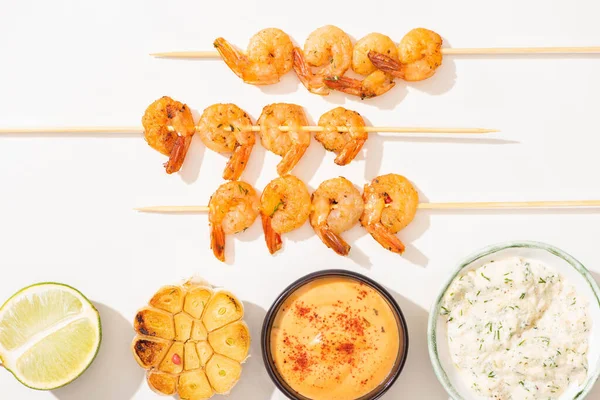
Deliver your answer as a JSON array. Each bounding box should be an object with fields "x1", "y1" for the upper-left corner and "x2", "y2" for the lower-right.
[{"x1": 132, "y1": 281, "x2": 250, "y2": 399}]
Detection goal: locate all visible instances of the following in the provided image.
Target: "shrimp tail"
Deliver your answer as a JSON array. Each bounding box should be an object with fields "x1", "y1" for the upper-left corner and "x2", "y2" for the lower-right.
[
  {"x1": 335, "y1": 138, "x2": 366, "y2": 166},
  {"x1": 325, "y1": 73, "x2": 395, "y2": 99},
  {"x1": 214, "y1": 38, "x2": 248, "y2": 81},
  {"x1": 292, "y1": 47, "x2": 329, "y2": 96},
  {"x1": 277, "y1": 145, "x2": 308, "y2": 176},
  {"x1": 366, "y1": 222, "x2": 406, "y2": 254},
  {"x1": 317, "y1": 227, "x2": 351, "y2": 256},
  {"x1": 210, "y1": 223, "x2": 226, "y2": 262},
  {"x1": 223, "y1": 143, "x2": 253, "y2": 181},
  {"x1": 261, "y1": 214, "x2": 282, "y2": 255},
  {"x1": 324, "y1": 75, "x2": 365, "y2": 97},
  {"x1": 164, "y1": 136, "x2": 192, "y2": 174},
  {"x1": 368, "y1": 51, "x2": 406, "y2": 79}
]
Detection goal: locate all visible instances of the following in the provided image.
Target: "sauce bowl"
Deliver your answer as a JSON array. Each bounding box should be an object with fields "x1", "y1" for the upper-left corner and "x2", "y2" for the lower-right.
[
  {"x1": 428, "y1": 241, "x2": 600, "y2": 399},
  {"x1": 262, "y1": 269, "x2": 409, "y2": 400}
]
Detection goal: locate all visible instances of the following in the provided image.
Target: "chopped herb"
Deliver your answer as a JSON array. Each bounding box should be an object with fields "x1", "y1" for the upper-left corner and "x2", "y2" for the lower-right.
[
  {"x1": 440, "y1": 306, "x2": 450, "y2": 315},
  {"x1": 485, "y1": 322, "x2": 492, "y2": 332},
  {"x1": 481, "y1": 273, "x2": 491, "y2": 281},
  {"x1": 270, "y1": 200, "x2": 284, "y2": 217},
  {"x1": 539, "y1": 277, "x2": 547, "y2": 284},
  {"x1": 238, "y1": 184, "x2": 248, "y2": 195},
  {"x1": 520, "y1": 293, "x2": 526, "y2": 300},
  {"x1": 518, "y1": 340, "x2": 526, "y2": 346},
  {"x1": 488, "y1": 371, "x2": 496, "y2": 378},
  {"x1": 476, "y1": 290, "x2": 481, "y2": 296}
]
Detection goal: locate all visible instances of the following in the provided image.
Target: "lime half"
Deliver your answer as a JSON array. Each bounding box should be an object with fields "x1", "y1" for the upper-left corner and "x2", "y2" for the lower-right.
[{"x1": 0, "y1": 283, "x2": 101, "y2": 390}]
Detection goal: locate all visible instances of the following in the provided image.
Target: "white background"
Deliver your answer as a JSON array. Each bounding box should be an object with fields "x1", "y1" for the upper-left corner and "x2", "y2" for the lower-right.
[{"x1": 1, "y1": 0, "x2": 599, "y2": 399}]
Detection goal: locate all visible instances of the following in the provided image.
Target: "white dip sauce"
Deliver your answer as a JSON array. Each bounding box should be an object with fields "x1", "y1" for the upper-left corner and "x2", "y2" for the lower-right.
[{"x1": 441, "y1": 256, "x2": 591, "y2": 399}]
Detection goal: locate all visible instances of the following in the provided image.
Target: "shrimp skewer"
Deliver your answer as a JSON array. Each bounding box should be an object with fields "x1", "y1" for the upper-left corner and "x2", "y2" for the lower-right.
[
  {"x1": 209, "y1": 181, "x2": 260, "y2": 262},
  {"x1": 316, "y1": 107, "x2": 367, "y2": 165},
  {"x1": 360, "y1": 174, "x2": 419, "y2": 254},
  {"x1": 310, "y1": 177, "x2": 364, "y2": 256},
  {"x1": 292, "y1": 25, "x2": 353, "y2": 95},
  {"x1": 197, "y1": 104, "x2": 255, "y2": 180},
  {"x1": 257, "y1": 103, "x2": 311, "y2": 176},
  {"x1": 260, "y1": 175, "x2": 311, "y2": 254},
  {"x1": 214, "y1": 28, "x2": 294, "y2": 85},
  {"x1": 141, "y1": 96, "x2": 196, "y2": 174},
  {"x1": 368, "y1": 28, "x2": 443, "y2": 82}
]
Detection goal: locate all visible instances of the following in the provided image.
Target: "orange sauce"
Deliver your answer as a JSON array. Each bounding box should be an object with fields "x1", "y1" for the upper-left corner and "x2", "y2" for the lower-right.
[{"x1": 270, "y1": 277, "x2": 401, "y2": 400}]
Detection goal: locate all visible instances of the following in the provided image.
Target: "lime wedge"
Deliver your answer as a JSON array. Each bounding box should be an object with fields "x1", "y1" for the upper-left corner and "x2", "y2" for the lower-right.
[{"x1": 0, "y1": 283, "x2": 101, "y2": 390}]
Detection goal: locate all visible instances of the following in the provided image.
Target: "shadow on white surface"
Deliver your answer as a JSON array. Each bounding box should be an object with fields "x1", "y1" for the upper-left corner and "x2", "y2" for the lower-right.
[
  {"x1": 409, "y1": 38, "x2": 457, "y2": 97},
  {"x1": 241, "y1": 141, "x2": 267, "y2": 186},
  {"x1": 385, "y1": 290, "x2": 448, "y2": 399},
  {"x1": 179, "y1": 134, "x2": 205, "y2": 184},
  {"x1": 228, "y1": 301, "x2": 276, "y2": 399},
  {"x1": 52, "y1": 303, "x2": 143, "y2": 400},
  {"x1": 225, "y1": 218, "x2": 265, "y2": 265},
  {"x1": 259, "y1": 72, "x2": 301, "y2": 96},
  {"x1": 292, "y1": 110, "x2": 327, "y2": 182},
  {"x1": 364, "y1": 134, "x2": 517, "y2": 182},
  {"x1": 345, "y1": 226, "x2": 373, "y2": 268}
]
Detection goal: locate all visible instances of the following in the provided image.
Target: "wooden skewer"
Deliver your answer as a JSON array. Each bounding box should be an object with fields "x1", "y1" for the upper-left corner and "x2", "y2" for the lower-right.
[
  {"x1": 0, "y1": 126, "x2": 499, "y2": 135},
  {"x1": 135, "y1": 200, "x2": 600, "y2": 213},
  {"x1": 150, "y1": 47, "x2": 600, "y2": 59}
]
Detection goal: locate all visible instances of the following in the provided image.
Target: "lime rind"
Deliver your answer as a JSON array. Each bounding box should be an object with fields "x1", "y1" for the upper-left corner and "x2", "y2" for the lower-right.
[{"x1": 0, "y1": 282, "x2": 102, "y2": 390}]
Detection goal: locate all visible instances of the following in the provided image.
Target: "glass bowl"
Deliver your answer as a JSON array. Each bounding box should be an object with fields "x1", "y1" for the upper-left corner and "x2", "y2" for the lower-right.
[{"x1": 428, "y1": 241, "x2": 600, "y2": 400}]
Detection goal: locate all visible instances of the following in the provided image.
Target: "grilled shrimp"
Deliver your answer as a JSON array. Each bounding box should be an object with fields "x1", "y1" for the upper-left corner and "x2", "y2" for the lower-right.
[
  {"x1": 369, "y1": 28, "x2": 443, "y2": 81},
  {"x1": 324, "y1": 33, "x2": 396, "y2": 98},
  {"x1": 293, "y1": 25, "x2": 353, "y2": 95},
  {"x1": 257, "y1": 103, "x2": 310, "y2": 176},
  {"x1": 310, "y1": 177, "x2": 364, "y2": 256},
  {"x1": 142, "y1": 96, "x2": 196, "y2": 174},
  {"x1": 260, "y1": 175, "x2": 311, "y2": 254},
  {"x1": 316, "y1": 107, "x2": 367, "y2": 165},
  {"x1": 197, "y1": 104, "x2": 255, "y2": 181},
  {"x1": 360, "y1": 174, "x2": 418, "y2": 254},
  {"x1": 209, "y1": 181, "x2": 260, "y2": 262},
  {"x1": 352, "y1": 33, "x2": 399, "y2": 75},
  {"x1": 214, "y1": 28, "x2": 294, "y2": 85}
]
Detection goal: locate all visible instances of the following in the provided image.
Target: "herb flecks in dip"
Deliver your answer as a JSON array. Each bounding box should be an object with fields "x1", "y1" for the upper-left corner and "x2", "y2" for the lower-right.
[
  {"x1": 270, "y1": 277, "x2": 401, "y2": 400},
  {"x1": 442, "y1": 256, "x2": 591, "y2": 399}
]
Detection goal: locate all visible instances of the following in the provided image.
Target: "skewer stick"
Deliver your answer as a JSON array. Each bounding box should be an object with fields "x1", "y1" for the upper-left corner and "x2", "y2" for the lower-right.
[
  {"x1": 150, "y1": 46, "x2": 600, "y2": 59},
  {"x1": 135, "y1": 200, "x2": 600, "y2": 213},
  {"x1": 0, "y1": 126, "x2": 499, "y2": 135}
]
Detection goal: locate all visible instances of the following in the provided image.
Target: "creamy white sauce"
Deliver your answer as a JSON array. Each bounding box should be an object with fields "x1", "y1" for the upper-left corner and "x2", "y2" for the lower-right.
[{"x1": 442, "y1": 256, "x2": 591, "y2": 399}]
